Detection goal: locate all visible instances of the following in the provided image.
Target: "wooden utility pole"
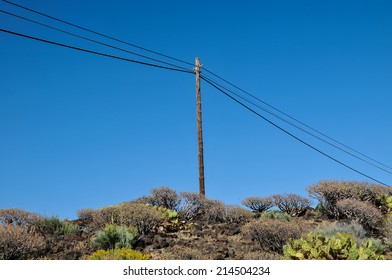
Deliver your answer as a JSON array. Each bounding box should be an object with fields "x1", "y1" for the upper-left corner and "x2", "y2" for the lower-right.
[{"x1": 195, "y1": 57, "x2": 205, "y2": 196}]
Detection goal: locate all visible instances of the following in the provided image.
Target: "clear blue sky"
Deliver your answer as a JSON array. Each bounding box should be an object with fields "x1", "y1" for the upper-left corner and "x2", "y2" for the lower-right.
[{"x1": 1, "y1": 0, "x2": 391, "y2": 219}]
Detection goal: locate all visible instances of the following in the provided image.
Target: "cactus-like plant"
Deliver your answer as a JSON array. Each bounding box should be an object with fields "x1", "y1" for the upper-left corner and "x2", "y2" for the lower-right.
[{"x1": 283, "y1": 232, "x2": 384, "y2": 260}]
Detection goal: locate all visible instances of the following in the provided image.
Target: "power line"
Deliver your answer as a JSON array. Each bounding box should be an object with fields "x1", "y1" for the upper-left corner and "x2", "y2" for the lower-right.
[
  {"x1": 201, "y1": 75, "x2": 389, "y2": 187},
  {"x1": 0, "y1": 9, "x2": 191, "y2": 72},
  {"x1": 0, "y1": 28, "x2": 194, "y2": 74},
  {"x1": 200, "y1": 74, "x2": 392, "y2": 176},
  {"x1": 0, "y1": 0, "x2": 194, "y2": 67},
  {"x1": 203, "y1": 67, "x2": 392, "y2": 172}
]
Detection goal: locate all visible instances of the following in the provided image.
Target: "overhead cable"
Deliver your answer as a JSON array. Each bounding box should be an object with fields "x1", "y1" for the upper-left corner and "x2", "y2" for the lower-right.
[
  {"x1": 201, "y1": 74, "x2": 392, "y2": 176},
  {"x1": 0, "y1": 0, "x2": 194, "y2": 67},
  {"x1": 202, "y1": 67, "x2": 392, "y2": 172},
  {"x1": 201, "y1": 75, "x2": 389, "y2": 187},
  {"x1": 0, "y1": 28, "x2": 194, "y2": 74},
  {"x1": 0, "y1": 9, "x2": 191, "y2": 72}
]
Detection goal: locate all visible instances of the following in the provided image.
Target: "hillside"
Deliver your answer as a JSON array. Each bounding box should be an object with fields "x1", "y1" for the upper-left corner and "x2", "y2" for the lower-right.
[{"x1": 1, "y1": 180, "x2": 391, "y2": 260}]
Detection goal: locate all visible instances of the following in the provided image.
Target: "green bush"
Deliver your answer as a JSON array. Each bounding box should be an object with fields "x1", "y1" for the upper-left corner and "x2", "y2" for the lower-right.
[
  {"x1": 35, "y1": 216, "x2": 78, "y2": 235},
  {"x1": 260, "y1": 210, "x2": 292, "y2": 221},
  {"x1": 377, "y1": 194, "x2": 392, "y2": 214},
  {"x1": 91, "y1": 224, "x2": 138, "y2": 250},
  {"x1": 314, "y1": 221, "x2": 366, "y2": 244},
  {"x1": 283, "y1": 232, "x2": 384, "y2": 260},
  {"x1": 154, "y1": 206, "x2": 179, "y2": 225},
  {"x1": 88, "y1": 248, "x2": 150, "y2": 260}
]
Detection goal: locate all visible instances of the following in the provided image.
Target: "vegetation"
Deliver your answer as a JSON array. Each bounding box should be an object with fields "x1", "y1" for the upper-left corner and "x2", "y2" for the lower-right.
[
  {"x1": 35, "y1": 216, "x2": 78, "y2": 236},
  {"x1": 92, "y1": 203, "x2": 165, "y2": 235},
  {"x1": 260, "y1": 210, "x2": 292, "y2": 221},
  {"x1": 272, "y1": 194, "x2": 311, "y2": 217},
  {"x1": 0, "y1": 224, "x2": 46, "y2": 260},
  {"x1": 283, "y1": 232, "x2": 384, "y2": 260},
  {"x1": 242, "y1": 219, "x2": 304, "y2": 253},
  {"x1": 2, "y1": 180, "x2": 392, "y2": 260},
  {"x1": 91, "y1": 224, "x2": 138, "y2": 250},
  {"x1": 241, "y1": 196, "x2": 273, "y2": 213},
  {"x1": 336, "y1": 198, "x2": 383, "y2": 231},
  {"x1": 88, "y1": 248, "x2": 150, "y2": 260}
]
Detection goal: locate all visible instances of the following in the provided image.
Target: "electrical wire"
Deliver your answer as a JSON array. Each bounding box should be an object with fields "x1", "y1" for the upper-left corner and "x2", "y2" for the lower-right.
[
  {"x1": 0, "y1": 0, "x2": 194, "y2": 67},
  {"x1": 0, "y1": 9, "x2": 192, "y2": 72},
  {"x1": 201, "y1": 75, "x2": 389, "y2": 187},
  {"x1": 201, "y1": 74, "x2": 392, "y2": 176},
  {"x1": 203, "y1": 67, "x2": 392, "y2": 172},
  {"x1": 0, "y1": 28, "x2": 194, "y2": 74},
  {"x1": 1, "y1": 0, "x2": 389, "y2": 185}
]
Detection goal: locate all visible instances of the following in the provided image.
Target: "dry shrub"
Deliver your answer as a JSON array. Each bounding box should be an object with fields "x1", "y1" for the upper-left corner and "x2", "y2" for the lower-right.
[
  {"x1": 308, "y1": 180, "x2": 390, "y2": 217},
  {"x1": 178, "y1": 192, "x2": 210, "y2": 221},
  {"x1": 221, "y1": 205, "x2": 252, "y2": 224},
  {"x1": 241, "y1": 196, "x2": 273, "y2": 213},
  {"x1": 272, "y1": 194, "x2": 311, "y2": 217},
  {"x1": 77, "y1": 208, "x2": 96, "y2": 222},
  {"x1": 242, "y1": 219, "x2": 304, "y2": 254},
  {"x1": 0, "y1": 224, "x2": 46, "y2": 260},
  {"x1": 0, "y1": 208, "x2": 40, "y2": 228},
  {"x1": 129, "y1": 187, "x2": 181, "y2": 211},
  {"x1": 207, "y1": 204, "x2": 252, "y2": 224},
  {"x1": 149, "y1": 187, "x2": 181, "y2": 211},
  {"x1": 336, "y1": 198, "x2": 383, "y2": 232},
  {"x1": 92, "y1": 203, "x2": 164, "y2": 235},
  {"x1": 178, "y1": 193, "x2": 250, "y2": 224}
]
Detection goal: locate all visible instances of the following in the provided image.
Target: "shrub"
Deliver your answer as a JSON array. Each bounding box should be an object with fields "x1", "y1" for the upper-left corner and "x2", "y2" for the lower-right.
[
  {"x1": 314, "y1": 221, "x2": 367, "y2": 244},
  {"x1": 336, "y1": 199, "x2": 383, "y2": 231},
  {"x1": 241, "y1": 196, "x2": 273, "y2": 213},
  {"x1": 91, "y1": 224, "x2": 138, "y2": 250},
  {"x1": 272, "y1": 194, "x2": 311, "y2": 217},
  {"x1": 0, "y1": 224, "x2": 46, "y2": 260},
  {"x1": 88, "y1": 248, "x2": 150, "y2": 260},
  {"x1": 377, "y1": 194, "x2": 392, "y2": 214},
  {"x1": 283, "y1": 232, "x2": 384, "y2": 260},
  {"x1": 207, "y1": 204, "x2": 251, "y2": 224},
  {"x1": 77, "y1": 208, "x2": 96, "y2": 222},
  {"x1": 221, "y1": 205, "x2": 252, "y2": 224},
  {"x1": 178, "y1": 194, "x2": 251, "y2": 224},
  {"x1": 0, "y1": 208, "x2": 40, "y2": 228},
  {"x1": 154, "y1": 206, "x2": 179, "y2": 225},
  {"x1": 35, "y1": 216, "x2": 78, "y2": 236},
  {"x1": 92, "y1": 203, "x2": 164, "y2": 235},
  {"x1": 242, "y1": 219, "x2": 303, "y2": 253},
  {"x1": 178, "y1": 192, "x2": 214, "y2": 221},
  {"x1": 307, "y1": 180, "x2": 391, "y2": 217},
  {"x1": 149, "y1": 187, "x2": 181, "y2": 211},
  {"x1": 260, "y1": 210, "x2": 292, "y2": 221}
]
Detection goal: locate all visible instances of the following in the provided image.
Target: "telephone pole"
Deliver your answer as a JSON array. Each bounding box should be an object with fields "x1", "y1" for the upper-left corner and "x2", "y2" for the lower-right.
[{"x1": 195, "y1": 57, "x2": 205, "y2": 196}]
